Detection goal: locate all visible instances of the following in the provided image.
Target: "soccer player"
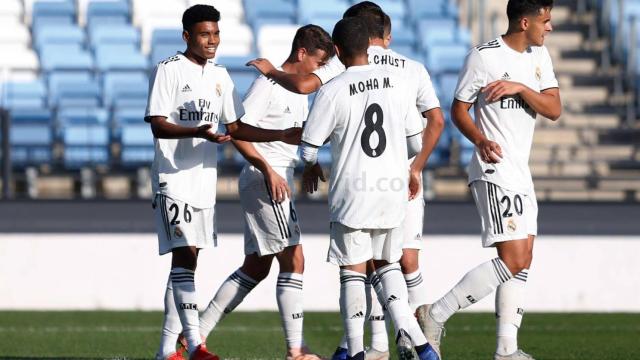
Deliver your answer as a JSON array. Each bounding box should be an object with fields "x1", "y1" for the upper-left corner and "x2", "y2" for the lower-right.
[
  {"x1": 194, "y1": 24, "x2": 334, "y2": 360},
  {"x1": 249, "y1": 3, "x2": 445, "y2": 359},
  {"x1": 300, "y1": 17, "x2": 440, "y2": 360},
  {"x1": 147, "y1": 5, "x2": 301, "y2": 360},
  {"x1": 421, "y1": 1, "x2": 561, "y2": 360}
]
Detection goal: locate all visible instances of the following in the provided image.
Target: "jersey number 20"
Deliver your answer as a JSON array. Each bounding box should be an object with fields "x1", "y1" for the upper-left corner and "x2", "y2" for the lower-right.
[{"x1": 361, "y1": 103, "x2": 386, "y2": 157}]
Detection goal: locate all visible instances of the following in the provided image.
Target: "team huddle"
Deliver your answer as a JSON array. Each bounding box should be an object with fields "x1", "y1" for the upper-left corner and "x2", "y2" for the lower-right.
[{"x1": 144, "y1": 1, "x2": 561, "y2": 360}]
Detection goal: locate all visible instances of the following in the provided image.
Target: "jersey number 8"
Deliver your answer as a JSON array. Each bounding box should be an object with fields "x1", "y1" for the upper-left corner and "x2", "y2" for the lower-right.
[{"x1": 361, "y1": 103, "x2": 386, "y2": 157}]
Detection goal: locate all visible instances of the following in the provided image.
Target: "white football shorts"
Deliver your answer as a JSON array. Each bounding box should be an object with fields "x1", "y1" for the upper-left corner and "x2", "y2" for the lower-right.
[
  {"x1": 239, "y1": 165, "x2": 301, "y2": 256},
  {"x1": 328, "y1": 222, "x2": 403, "y2": 266},
  {"x1": 153, "y1": 194, "x2": 216, "y2": 256},
  {"x1": 470, "y1": 180, "x2": 538, "y2": 247}
]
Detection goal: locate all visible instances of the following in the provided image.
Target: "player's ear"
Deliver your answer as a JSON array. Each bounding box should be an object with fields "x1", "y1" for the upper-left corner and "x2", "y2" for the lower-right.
[
  {"x1": 384, "y1": 33, "x2": 392, "y2": 48},
  {"x1": 182, "y1": 29, "x2": 190, "y2": 43},
  {"x1": 296, "y1": 48, "x2": 307, "y2": 62},
  {"x1": 333, "y1": 45, "x2": 341, "y2": 59},
  {"x1": 520, "y1": 16, "x2": 529, "y2": 31}
]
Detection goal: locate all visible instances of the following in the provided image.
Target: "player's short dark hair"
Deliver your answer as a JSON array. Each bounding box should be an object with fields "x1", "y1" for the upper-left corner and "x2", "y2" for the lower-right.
[
  {"x1": 507, "y1": 0, "x2": 554, "y2": 23},
  {"x1": 342, "y1": 1, "x2": 385, "y2": 39},
  {"x1": 382, "y1": 12, "x2": 391, "y2": 37},
  {"x1": 332, "y1": 17, "x2": 369, "y2": 59},
  {"x1": 290, "y1": 24, "x2": 335, "y2": 59},
  {"x1": 182, "y1": 4, "x2": 220, "y2": 33}
]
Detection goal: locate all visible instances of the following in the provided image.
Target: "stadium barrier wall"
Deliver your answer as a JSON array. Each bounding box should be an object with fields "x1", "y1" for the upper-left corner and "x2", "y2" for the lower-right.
[{"x1": 1, "y1": 234, "x2": 638, "y2": 312}]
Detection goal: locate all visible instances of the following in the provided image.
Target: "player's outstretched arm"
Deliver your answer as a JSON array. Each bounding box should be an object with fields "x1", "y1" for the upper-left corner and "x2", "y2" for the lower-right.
[
  {"x1": 409, "y1": 107, "x2": 445, "y2": 174},
  {"x1": 148, "y1": 116, "x2": 231, "y2": 143},
  {"x1": 232, "y1": 140, "x2": 290, "y2": 202},
  {"x1": 225, "y1": 120, "x2": 302, "y2": 144},
  {"x1": 483, "y1": 81, "x2": 561, "y2": 120},
  {"x1": 246, "y1": 58, "x2": 321, "y2": 94},
  {"x1": 451, "y1": 99, "x2": 503, "y2": 164}
]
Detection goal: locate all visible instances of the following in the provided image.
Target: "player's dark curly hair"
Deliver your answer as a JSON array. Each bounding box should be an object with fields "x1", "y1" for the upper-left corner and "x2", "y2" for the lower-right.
[
  {"x1": 332, "y1": 17, "x2": 369, "y2": 59},
  {"x1": 343, "y1": 1, "x2": 385, "y2": 39},
  {"x1": 182, "y1": 4, "x2": 220, "y2": 33},
  {"x1": 507, "y1": 0, "x2": 554, "y2": 22},
  {"x1": 290, "y1": 24, "x2": 335, "y2": 59}
]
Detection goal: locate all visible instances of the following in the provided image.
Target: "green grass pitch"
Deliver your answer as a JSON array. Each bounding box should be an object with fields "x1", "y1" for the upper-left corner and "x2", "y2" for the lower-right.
[{"x1": 0, "y1": 311, "x2": 638, "y2": 359}]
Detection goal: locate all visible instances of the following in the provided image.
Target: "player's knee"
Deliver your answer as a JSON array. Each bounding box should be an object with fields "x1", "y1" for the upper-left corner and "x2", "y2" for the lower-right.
[
  {"x1": 502, "y1": 257, "x2": 528, "y2": 276},
  {"x1": 171, "y1": 247, "x2": 198, "y2": 270},
  {"x1": 399, "y1": 254, "x2": 419, "y2": 274}
]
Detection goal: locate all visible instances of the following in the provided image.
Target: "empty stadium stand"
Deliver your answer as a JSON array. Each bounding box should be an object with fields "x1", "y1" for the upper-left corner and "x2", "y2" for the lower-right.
[{"x1": 0, "y1": 0, "x2": 636, "y2": 201}]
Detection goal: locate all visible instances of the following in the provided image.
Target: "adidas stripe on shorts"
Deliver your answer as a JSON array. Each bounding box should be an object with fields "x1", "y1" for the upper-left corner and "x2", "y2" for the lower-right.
[
  {"x1": 153, "y1": 194, "x2": 216, "y2": 255},
  {"x1": 239, "y1": 165, "x2": 301, "y2": 256},
  {"x1": 328, "y1": 222, "x2": 404, "y2": 266},
  {"x1": 470, "y1": 180, "x2": 537, "y2": 247}
]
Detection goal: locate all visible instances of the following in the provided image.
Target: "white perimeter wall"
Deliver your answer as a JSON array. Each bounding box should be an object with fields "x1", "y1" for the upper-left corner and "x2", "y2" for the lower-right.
[{"x1": 1, "y1": 234, "x2": 638, "y2": 312}]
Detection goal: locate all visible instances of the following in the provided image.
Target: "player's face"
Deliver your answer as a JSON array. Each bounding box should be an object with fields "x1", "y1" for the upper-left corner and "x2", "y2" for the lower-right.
[
  {"x1": 524, "y1": 7, "x2": 553, "y2": 47},
  {"x1": 298, "y1": 49, "x2": 329, "y2": 74},
  {"x1": 184, "y1": 21, "x2": 220, "y2": 61}
]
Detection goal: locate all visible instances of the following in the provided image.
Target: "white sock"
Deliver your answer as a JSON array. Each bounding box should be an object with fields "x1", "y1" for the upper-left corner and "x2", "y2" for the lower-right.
[
  {"x1": 374, "y1": 263, "x2": 427, "y2": 347},
  {"x1": 157, "y1": 277, "x2": 182, "y2": 358},
  {"x1": 200, "y1": 269, "x2": 258, "y2": 338},
  {"x1": 340, "y1": 269, "x2": 367, "y2": 357},
  {"x1": 496, "y1": 269, "x2": 528, "y2": 356},
  {"x1": 277, "y1": 272, "x2": 305, "y2": 349},
  {"x1": 170, "y1": 268, "x2": 201, "y2": 353},
  {"x1": 367, "y1": 273, "x2": 389, "y2": 352},
  {"x1": 430, "y1": 258, "x2": 513, "y2": 324},
  {"x1": 404, "y1": 270, "x2": 428, "y2": 312}
]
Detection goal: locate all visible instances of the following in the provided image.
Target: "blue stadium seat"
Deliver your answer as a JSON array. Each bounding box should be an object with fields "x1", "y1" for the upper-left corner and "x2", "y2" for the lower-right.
[
  {"x1": 151, "y1": 28, "x2": 183, "y2": 45},
  {"x1": 86, "y1": 0, "x2": 130, "y2": 25},
  {"x1": 369, "y1": 0, "x2": 406, "y2": 24},
  {"x1": 436, "y1": 73, "x2": 459, "y2": 107},
  {"x1": 58, "y1": 107, "x2": 110, "y2": 168},
  {"x1": 217, "y1": 54, "x2": 259, "y2": 72},
  {"x1": 425, "y1": 44, "x2": 468, "y2": 74},
  {"x1": 113, "y1": 107, "x2": 154, "y2": 167},
  {"x1": 151, "y1": 44, "x2": 182, "y2": 65},
  {"x1": 8, "y1": 108, "x2": 54, "y2": 167},
  {"x1": 95, "y1": 44, "x2": 148, "y2": 72},
  {"x1": 406, "y1": 0, "x2": 448, "y2": 19},
  {"x1": 48, "y1": 71, "x2": 101, "y2": 108},
  {"x1": 2, "y1": 80, "x2": 48, "y2": 110},
  {"x1": 40, "y1": 44, "x2": 94, "y2": 72},
  {"x1": 244, "y1": 0, "x2": 296, "y2": 25},
  {"x1": 390, "y1": 24, "x2": 416, "y2": 48},
  {"x1": 33, "y1": 24, "x2": 85, "y2": 51},
  {"x1": 32, "y1": 0, "x2": 76, "y2": 23},
  {"x1": 102, "y1": 71, "x2": 148, "y2": 109},
  {"x1": 298, "y1": 0, "x2": 349, "y2": 24},
  {"x1": 89, "y1": 25, "x2": 140, "y2": 49}
]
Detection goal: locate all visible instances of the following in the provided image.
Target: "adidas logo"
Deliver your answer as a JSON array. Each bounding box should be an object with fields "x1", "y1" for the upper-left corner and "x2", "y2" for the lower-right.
[
  {"x1": 182, "y1": 84, "x2": 192, "y2": 92},
  {"x1": 501, "y1": 72, "x2": 511, "y2": 80},
  {"x1": 284, "y1": 106, "x2": 291, "y2": 114},
  {"x1": 350, "y1": 311, "x2": 364, "y2": 319},
  {"x1": 386, "y1": 294, "x2": 399, "y2": 306}
]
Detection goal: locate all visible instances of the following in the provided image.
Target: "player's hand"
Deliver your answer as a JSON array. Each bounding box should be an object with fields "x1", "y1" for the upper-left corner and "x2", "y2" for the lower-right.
[
  {"x1": 302, "y1": 163, "x2": 326, "y2": 194},
  {"x1": 478, "y1": 139, "x2": 503, "y2": 163},
  {"x1": 408, "y1": 168, "x2": 422, "y2": 200},
  {"x1": 196, "y1": 124, "x2": 231, "y2": 143},
  {"x1": 483, "y1": 80, "x2": 524, "y2": 103},
  {"x1": 281, "y1": 127, "x2": 303, "y2": 145},
  {"x1": 246, "y1": 58, "x2": 276, "y2": 77},
  {"x1": 265, "y1": 169, "x2": 291, "y2": 203}
]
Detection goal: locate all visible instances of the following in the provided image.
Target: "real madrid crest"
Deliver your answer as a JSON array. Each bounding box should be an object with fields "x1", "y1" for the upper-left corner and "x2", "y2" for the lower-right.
[
  {"x1": 535, "y1": 66, "x2": 542, "y2": 82},
  {"x1": 507, "y1": 219, "x2": 517, "y2": 233},
  {"x1": 216, "y1": 83, "x2": 222, "y2": 97}
]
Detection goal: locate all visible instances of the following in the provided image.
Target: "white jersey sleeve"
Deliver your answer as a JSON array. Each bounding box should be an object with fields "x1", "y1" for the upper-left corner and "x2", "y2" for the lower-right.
[
  {"x1": 415, "y1": 64, "x2": 441, "y2": 112},
  {"x1": 301, "y1": 86, "x2": 337, "y2": 147},
  {"x1": 312, "y1": 55, "x2": 346, "y2": 85},
  {"x1": 454, "y1": 49, "x2": 488, "y2": 104},
  {"x1": 221, "y1": 72, "x2": 245, "y2": 125},
  {"x1": 145, "y1": 64, "x2": 176, "y2": 120},
  {"x1": 539, "y1": 46, "x2": 559, "y2": 90},
  {"x1": 241, "y1": 76, "x2": 274, "y2": 126}
]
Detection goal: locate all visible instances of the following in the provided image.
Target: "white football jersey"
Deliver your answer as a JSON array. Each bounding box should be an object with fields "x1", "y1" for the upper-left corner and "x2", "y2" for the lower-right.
[
  {"x1": 145, "y1": 53, "x2": 244, "y2": 209},
  {"x1": 314, "y1": 46, "x2": 440, "y2": 113},
  {"x1": 241, "y1": 70, "x2": 307, "y2": 168},
  {"x1": 302, "y1": 65, "x2": 424, "y2": 229},
  {"x1": 455, "y1": 36, "x2": 558, "y2": 194}
]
